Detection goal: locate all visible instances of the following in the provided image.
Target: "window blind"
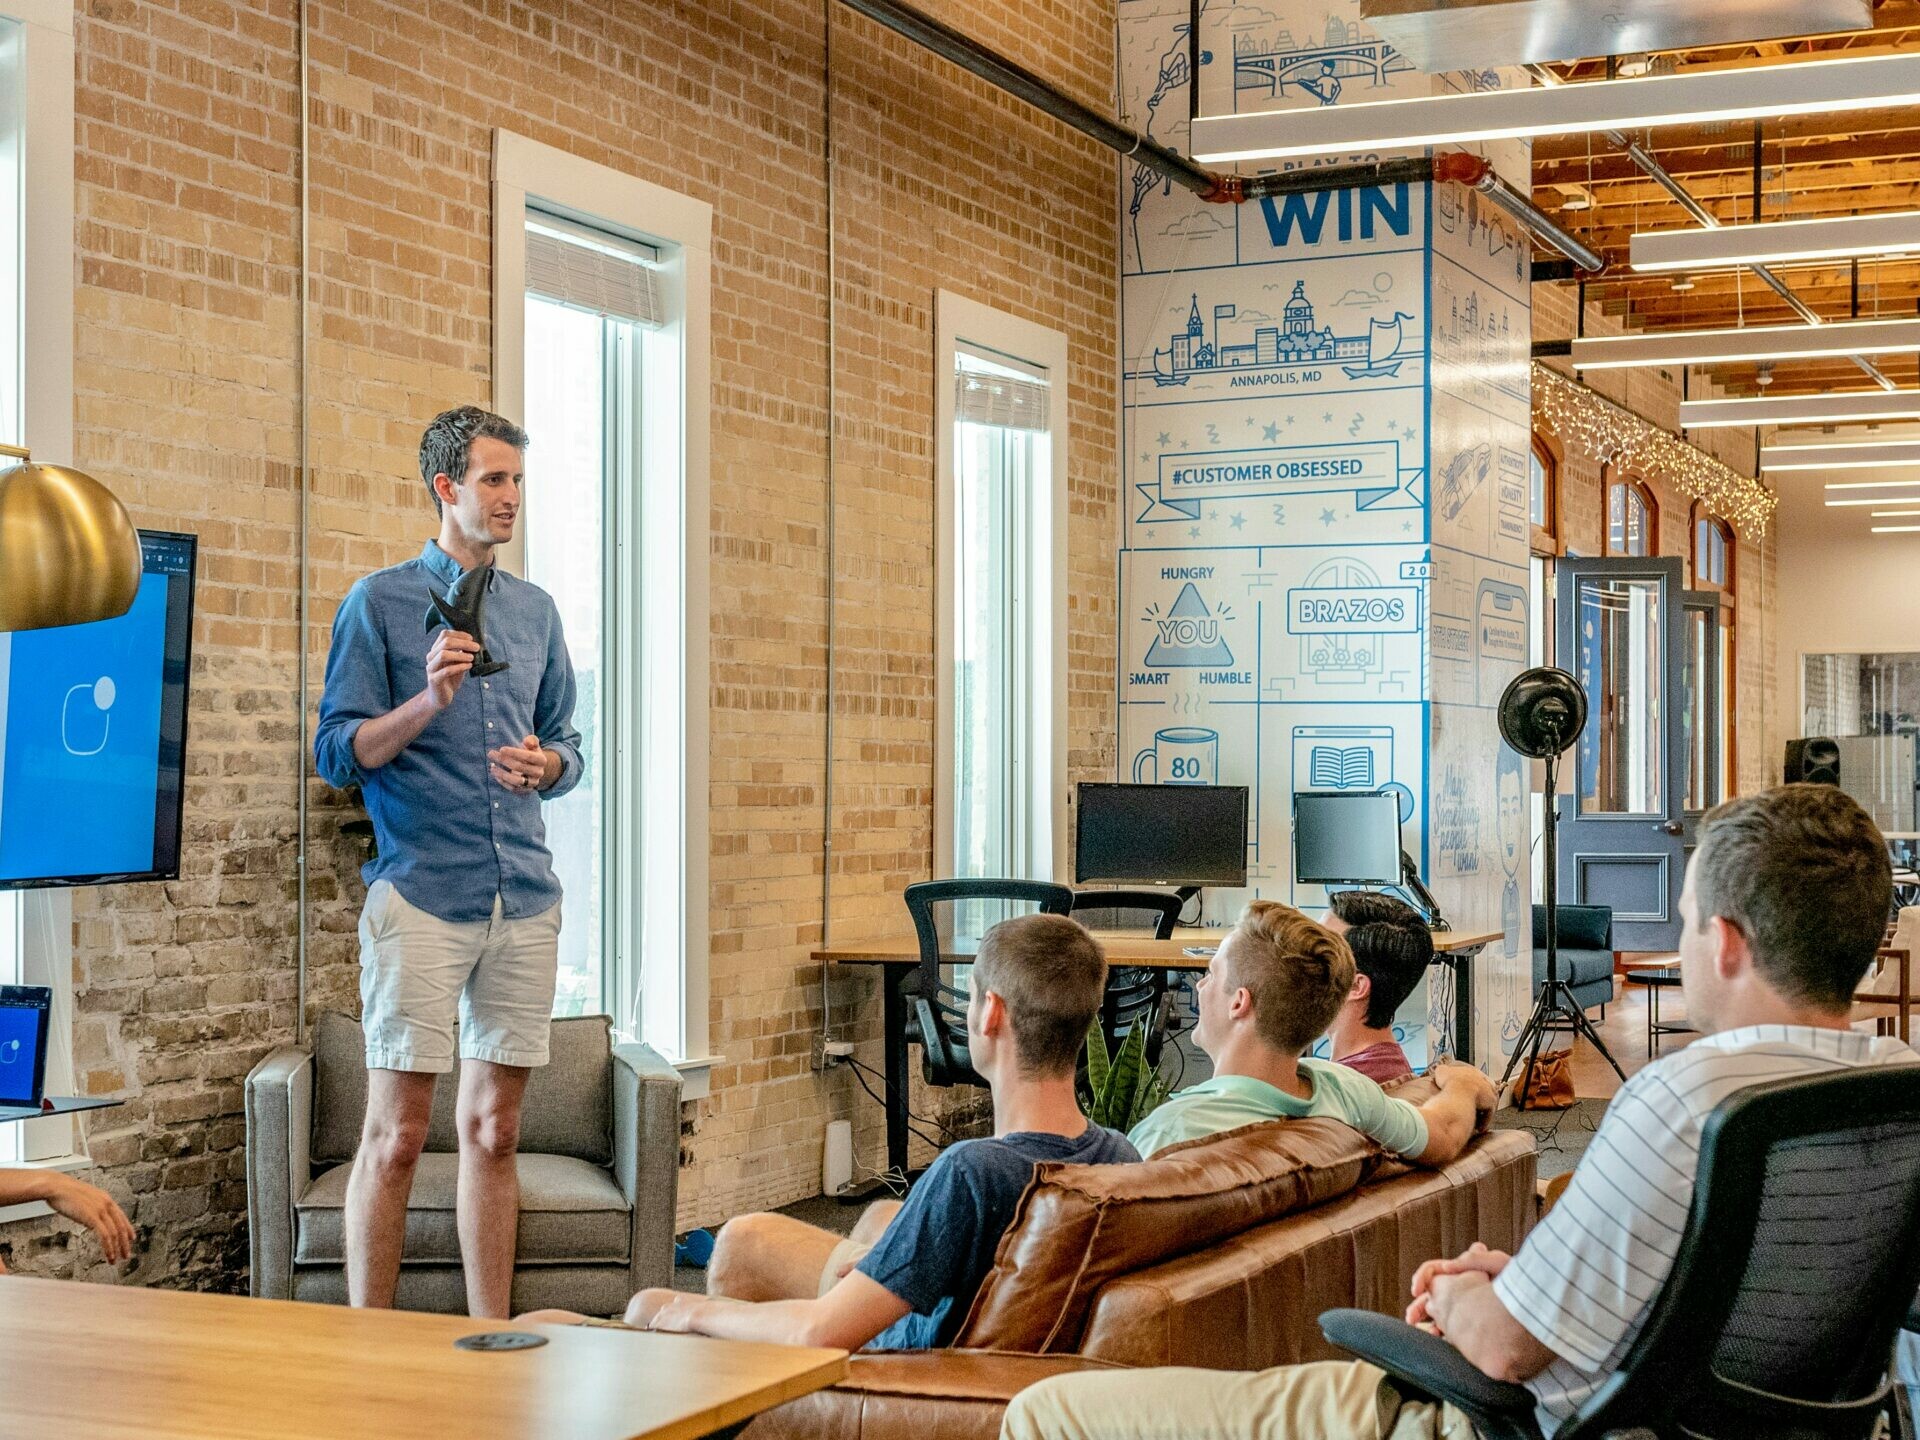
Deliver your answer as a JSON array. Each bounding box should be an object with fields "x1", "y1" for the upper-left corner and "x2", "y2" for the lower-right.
[
  {"x1": 525, "y1": 210, "x2": 663, "y2": 327},
  {"x1": 955, "y1": 342, "x2": 1051, "y2": 433}
]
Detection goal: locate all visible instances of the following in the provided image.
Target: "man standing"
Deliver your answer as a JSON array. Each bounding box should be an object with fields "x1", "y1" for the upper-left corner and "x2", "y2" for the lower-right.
[{"x1": 315, "y1": 406, "x2": 582, "y2": 1318}]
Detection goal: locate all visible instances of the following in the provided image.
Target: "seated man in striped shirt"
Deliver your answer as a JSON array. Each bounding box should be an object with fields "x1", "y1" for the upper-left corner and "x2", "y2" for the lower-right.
[{"x1": 1002, "y1": 783, "x2": 1918, "y2": 1440}]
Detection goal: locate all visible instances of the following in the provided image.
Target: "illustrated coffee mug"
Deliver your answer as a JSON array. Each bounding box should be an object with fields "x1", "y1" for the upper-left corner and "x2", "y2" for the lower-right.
[{"x1": 1133, "y1": 726, "x2": 1219, "y2": 786}]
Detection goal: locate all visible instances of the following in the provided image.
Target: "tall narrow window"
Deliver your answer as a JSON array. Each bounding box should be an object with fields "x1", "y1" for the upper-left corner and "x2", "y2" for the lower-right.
[
  {"x1": 1605, "y1": 475, "x2": 1657, "y2": 557},
  {"x1": 495, "y1": 132, "x2": 711, "y2": 1076},
  {"x1": 520, "y1": 212, "x2": 662, "y2": 1019},
  {"x1": 935, "y1": 293, "x2": 1068, "y2": 885}
]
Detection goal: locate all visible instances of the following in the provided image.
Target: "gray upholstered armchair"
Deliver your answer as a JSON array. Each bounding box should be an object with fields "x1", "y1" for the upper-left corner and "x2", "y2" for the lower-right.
[{"x1": 245, "y1": 1011, "x2": 680, "y2": 1315}]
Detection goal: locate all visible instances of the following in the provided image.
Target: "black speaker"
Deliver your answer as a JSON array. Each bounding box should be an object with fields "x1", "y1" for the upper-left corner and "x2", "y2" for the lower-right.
[{"x1": 1784, "y1": 737, "x2": 1841, "y2": 786}]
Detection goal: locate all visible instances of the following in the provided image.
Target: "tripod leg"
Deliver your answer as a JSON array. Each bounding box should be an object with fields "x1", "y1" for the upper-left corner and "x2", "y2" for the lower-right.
[{"x1": 1561, "y1": 987, "x2": 1627, "y2": 1081}]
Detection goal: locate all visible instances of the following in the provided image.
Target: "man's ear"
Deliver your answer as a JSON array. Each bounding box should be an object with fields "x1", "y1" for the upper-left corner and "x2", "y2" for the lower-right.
[
  {"x1": 976, "y1": 988, "x2": 1007, "y2": 1038},
  {"x1": 1710, "y1": 914, "x2": 1751, "y2": 983},
  {"x1": 1348, "y1": 972, "x2": 1372, "y2": 1004},
  {"x1": 433, "y1": 471, "x2": 459, "y2": 508},
  {"x1": 1227, "y1": 984, "x2": 1254, "y2": 1021}
]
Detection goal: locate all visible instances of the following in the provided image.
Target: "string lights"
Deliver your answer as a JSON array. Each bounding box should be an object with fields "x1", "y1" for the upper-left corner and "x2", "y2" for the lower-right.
[{"x1": 1531, "y1": 362, "x2": 1777, "y2": 535}]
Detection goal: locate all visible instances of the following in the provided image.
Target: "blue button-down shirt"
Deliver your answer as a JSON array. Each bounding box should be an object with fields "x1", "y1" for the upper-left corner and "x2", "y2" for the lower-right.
[{"x1": 315, "y1": 541, "x2": 583, "y2": 923}]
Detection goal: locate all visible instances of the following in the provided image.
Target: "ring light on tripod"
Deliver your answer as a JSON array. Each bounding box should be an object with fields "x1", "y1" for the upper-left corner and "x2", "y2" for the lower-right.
[{"x1": 1496, "y1": 666, "x2": 1588, "y2": 762}]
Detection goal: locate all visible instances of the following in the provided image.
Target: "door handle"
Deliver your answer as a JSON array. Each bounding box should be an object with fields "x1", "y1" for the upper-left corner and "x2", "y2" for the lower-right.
[{"x1": 1656, "y1": 821, "x2": 1683, "y2": 836}]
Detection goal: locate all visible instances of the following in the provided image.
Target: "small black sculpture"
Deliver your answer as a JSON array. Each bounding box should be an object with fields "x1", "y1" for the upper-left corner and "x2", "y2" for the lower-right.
[{"x1": 425, "y1": 566, "x2": 509, "y2": 677}]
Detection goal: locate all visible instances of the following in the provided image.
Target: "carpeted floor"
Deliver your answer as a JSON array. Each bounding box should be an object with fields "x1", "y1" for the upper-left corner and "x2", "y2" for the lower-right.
[{"x1": 1493, "y1": 1096, "x2": 1610, "y2": 1179}]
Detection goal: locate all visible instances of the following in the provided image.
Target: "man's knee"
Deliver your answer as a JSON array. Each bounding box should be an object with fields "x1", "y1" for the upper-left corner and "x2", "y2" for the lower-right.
[
  {"x1": 708, "y1": 1212, "x2": 779, "y2": 1298},
  {"x1": 1000, "y1": 1380, "x2": 1061, "y2": 1440},
  {"x1": 457, "y1": 1102, "x2": 523, "y2": 1162},
  {"x1": 358, "y1": 1110, "x2": 429, "y2": 1176}
]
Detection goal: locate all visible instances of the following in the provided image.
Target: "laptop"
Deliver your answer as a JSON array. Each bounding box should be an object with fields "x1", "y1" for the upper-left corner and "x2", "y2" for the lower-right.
[{"x1": 0, "y1": 985, "x2": 51, "y2": 1109}]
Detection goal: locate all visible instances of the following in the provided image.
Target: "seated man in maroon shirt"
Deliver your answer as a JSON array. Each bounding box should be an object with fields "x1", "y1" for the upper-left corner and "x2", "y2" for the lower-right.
[{"x1": 1321, "y1": 890, "x2": 1434, "y2": 1084}]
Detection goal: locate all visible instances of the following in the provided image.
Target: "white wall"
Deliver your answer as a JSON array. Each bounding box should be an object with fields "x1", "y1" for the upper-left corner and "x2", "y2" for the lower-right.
[{"x1": 1774, "y1": 481, "x2": 1920, "y2": 733}]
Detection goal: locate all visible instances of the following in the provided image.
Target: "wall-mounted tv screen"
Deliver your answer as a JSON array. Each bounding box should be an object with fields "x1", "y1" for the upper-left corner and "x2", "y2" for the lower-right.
[{"x1": 0, "y1": 530, "x2": 197, "y2": 889}]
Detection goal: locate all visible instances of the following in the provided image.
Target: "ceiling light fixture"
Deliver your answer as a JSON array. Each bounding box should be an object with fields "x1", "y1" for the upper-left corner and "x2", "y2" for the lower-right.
[
  {"x1": 1570, "y1": 315, "x2": 1920, "y2": 371},
  {"x1": 1680, "y1": 391, "x2": 1920, "y2": 428},
  {"x1": 1823, "y1": 478, "x2": 1920, "y2": 490},
  {"x1": 1871, "y1": 525, "x2": 1920, "y2": 533},
  {"x1": 1870, "y1": 509, "x2": 1920, "y2": 517},
  {"x1": 1824, "y1": 495, "x2": 1920, "y2": 507},
  {"x1": 1670, "y1": 276, "x2": 1695, "y2": 292},
  {"x1": 1765, "y1": 444, "x2": 1920, "y2": 471},
  {"x1": 1191, "y1": 52, "x2": 1920, "y2": 165},
  {"x1": 1631, "y1": 210, "x2": 1920, "y2": 273}
]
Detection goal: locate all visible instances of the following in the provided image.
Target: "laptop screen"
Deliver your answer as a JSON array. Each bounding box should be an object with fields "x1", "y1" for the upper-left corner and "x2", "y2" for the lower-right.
[{"x1": 0, "y1": 986, "x2": 50, "y2": 1107}]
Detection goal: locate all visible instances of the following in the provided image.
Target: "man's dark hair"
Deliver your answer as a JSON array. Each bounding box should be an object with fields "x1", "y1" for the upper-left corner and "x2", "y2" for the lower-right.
[
  {"x1": 1327, "y1": 890, "x2": 1434, "y2": 1027},
  {"x1": 972, "y1": 914, "x2": 1107, "y2": 1077},
  {"x1": 418, "y1": 406, "x2": 529, "y2": 516},
  {"x1": 1693, "y1": 784, "x2": 1891, "y2": 1009}
]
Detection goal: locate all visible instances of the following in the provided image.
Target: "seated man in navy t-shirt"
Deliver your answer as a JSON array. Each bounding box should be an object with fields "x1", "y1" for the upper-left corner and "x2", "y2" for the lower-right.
[{"x1": 616, "y1": 914, "x2": 1136, "y2": 1350}]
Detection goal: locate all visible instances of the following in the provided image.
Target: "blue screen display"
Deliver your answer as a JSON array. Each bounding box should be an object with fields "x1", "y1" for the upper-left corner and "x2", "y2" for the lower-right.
[
  {"x1": 0, "y1": 1001, "x2": 44, "y2": 1103},
  {"x1": 0, "y1": 532, "x2": 196, "y2": 886}
]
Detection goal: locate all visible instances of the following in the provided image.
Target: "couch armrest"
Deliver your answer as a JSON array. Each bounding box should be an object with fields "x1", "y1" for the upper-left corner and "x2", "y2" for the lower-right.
[
  {"x1": 245, "y1": 1046, "x2": 313, "y2": 1300},
  {"x1": 741, "y1": 1351, "x2": 1129, "y2": 1440},
  {"x1": 612, "y1": 1041, "x2": 681, "y2": 1296}
]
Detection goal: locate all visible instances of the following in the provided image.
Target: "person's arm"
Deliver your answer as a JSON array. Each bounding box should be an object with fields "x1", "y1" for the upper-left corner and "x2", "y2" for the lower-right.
[
  {"x1": 314, "y1": 585, "x2": 477, "y2": 781},
  {"x1": 1422, "y1": 1269, "x2": 1557, "y2": 1383},
  {"x1": 1409, "y1": 1063, "x2": 1497, "y2": 1167},
  {"x1": 626, "y1": 1271, "x2": 910, "y2": 1350},
  {"x1": 532, "y1": 603, "x2": 583, "y2": 798},
  {"x1": 0, "y1": 1170, "x2": 135, "y2": 1265}
]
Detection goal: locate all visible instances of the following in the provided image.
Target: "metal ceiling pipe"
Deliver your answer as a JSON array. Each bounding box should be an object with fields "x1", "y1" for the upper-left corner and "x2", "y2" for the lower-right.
[
  {"x1": 1439, "y1": 151, "x2": 1604, "y2": 273},
  {"x1": 837, "y1": 0, "x2": 1233, "y2": 199}
]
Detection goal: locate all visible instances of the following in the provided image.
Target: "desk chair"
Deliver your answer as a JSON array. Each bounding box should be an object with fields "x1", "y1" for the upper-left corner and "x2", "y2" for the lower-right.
[
  {"x1": 1071, "y1": 888, "x2": 1181, "y2": 1066},
  {"x1": 1320, "y1": 1065, "x2": 1920, "y2": 1440},
  {"x1": 902, "y1": 880, "x2": 1075, "y2": 1089}
]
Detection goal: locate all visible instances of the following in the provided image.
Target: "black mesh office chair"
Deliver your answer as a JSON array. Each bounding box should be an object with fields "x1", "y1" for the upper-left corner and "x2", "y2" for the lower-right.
[
  {"x1": 1071, "y1": 888, "x2": 1182, "y2": 1066},
  {"x1": 1320, "y1": 1065, "x2": 1920, "y2": 1440},
  {"x1": 902, "y1": 879, "x2": 1076, "y2": 1089}
]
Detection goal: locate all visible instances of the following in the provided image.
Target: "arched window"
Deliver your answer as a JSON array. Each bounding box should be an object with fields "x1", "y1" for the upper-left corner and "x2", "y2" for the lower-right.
[
  {"x1": 1690, "y1": 503, "x2": 1735, "y2": 596},
  {"x1": 1605, "y1": 474, "x2": 1658, "y2": 557},
  {"x1": 1530, "y1": 434, "x2": 1560, "y2": 556}
]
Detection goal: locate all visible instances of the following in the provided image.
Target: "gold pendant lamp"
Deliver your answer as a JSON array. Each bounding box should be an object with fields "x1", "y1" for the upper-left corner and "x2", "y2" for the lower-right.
[{"x1": 0, "y1": 443, "x2": 142, "y2": 632}]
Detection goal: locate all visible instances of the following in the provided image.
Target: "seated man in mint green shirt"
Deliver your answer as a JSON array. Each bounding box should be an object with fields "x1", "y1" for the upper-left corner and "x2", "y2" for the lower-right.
[{"x1": 1131, "y1": 901, "x2": 1496, "y2": 1162}]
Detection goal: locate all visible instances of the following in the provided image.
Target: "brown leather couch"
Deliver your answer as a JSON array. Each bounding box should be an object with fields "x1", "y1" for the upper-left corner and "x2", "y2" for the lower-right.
[{"x1": 745, "y1": 1098, "x2": 1536, "y2": 1440}]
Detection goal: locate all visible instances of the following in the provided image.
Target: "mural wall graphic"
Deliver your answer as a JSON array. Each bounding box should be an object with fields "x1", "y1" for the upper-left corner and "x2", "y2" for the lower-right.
[{"x1": 1117, "y1": 0, "x2": 1534, "y2": 1069}]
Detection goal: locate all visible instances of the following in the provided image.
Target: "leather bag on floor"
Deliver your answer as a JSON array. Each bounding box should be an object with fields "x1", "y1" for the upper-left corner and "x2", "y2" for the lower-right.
[{"x1": 1513, "y1": 1048, "x2": 1576, "y2": 1110}]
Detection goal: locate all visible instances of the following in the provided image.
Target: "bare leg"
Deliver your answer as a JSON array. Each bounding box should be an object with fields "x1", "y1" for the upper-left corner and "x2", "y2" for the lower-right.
[
  {"x1": 456, "y1": 1059, "x2": 531, "y2": 1319},
  {"x1": 708, "y1": 1200, "x2": 903, "y2": 1301},
  {"x1": 344, "y1": 1069, "x2": 439, "y2": 1308}
]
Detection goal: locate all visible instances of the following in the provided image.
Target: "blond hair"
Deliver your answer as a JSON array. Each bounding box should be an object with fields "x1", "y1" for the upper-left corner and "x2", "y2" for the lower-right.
[
  {"x1": 1225, "y1": 901, "x2": 1356, "y2": 1055},
  {"x1": 972, "y1": 914, "x2": 1107, "y2": 1076}
]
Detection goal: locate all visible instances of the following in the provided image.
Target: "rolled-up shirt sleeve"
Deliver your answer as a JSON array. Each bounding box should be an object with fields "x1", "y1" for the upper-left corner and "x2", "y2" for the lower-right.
[
  {"x1": 314, "y1": 583, "x2": 390, "y2": 789},
  {"x1": 536, "y1": 601, "x2": 584, "y2": 800}
]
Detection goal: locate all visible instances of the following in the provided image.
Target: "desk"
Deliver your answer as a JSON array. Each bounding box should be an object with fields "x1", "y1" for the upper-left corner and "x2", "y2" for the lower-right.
[
  {"x1": 0, "y1": 1276, "x2": 846, "y2": 1440},
  {"x1": 816, "y1": 927, "x2": 1501, "y2": 1175}
]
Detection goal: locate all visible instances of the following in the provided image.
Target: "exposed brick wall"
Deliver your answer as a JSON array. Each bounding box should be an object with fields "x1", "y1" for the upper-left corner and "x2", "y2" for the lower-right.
[
  {"x1": 1532, "y1": 283, "x2": 1779, "y2": 801},
  {"x1": 3, "y1": 0, "x2": 1118, "y2": 1284}
]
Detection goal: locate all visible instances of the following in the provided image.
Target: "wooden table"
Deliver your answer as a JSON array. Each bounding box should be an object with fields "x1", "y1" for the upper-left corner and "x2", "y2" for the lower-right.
[
  {"x1": 816, "y1": 926, "x2": 1502, "y2": 1175},
  {"x1": 0, "y1": 1277, "x2": 847, "y2": 1440}
]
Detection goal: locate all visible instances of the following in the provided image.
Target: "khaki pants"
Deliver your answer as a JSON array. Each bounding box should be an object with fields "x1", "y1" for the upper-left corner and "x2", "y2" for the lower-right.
[{"x1": 1000, "y1": 1360, "x2": 1475, "y2": 1440}]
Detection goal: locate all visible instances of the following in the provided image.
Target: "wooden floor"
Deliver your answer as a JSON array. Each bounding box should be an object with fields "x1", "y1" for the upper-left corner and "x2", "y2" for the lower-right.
[{"x1": 1567, "y1": 975, "x2": 1692, "y2": 1101}]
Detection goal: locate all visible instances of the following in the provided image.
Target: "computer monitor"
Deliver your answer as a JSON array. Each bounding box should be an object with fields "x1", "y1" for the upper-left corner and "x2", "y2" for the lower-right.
[
  {"x1": 1075, "y1": 783, "x2": 1249, "y2": 887},
  {"x1": 0, "y1": 985, "x2": 51, "y2": 1107},
  {"x1": 1292, "y1": 790, "x2": 1402, "y2": 886},
  {"x1": 0, "y1": 530, "x2": 198, "y2": 889}
]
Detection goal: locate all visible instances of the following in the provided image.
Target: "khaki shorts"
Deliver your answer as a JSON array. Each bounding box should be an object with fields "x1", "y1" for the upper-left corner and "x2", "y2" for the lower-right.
[
  {"x1": 1001, "y1": 1359, "x2": 1475, "y2": 1440},
  {"x1": 819, "y1": 1237, "x2": 873, "y2": 1297},
  {"x1": 357, "y1": 879, "x2": 561, "y2": 1073}
]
